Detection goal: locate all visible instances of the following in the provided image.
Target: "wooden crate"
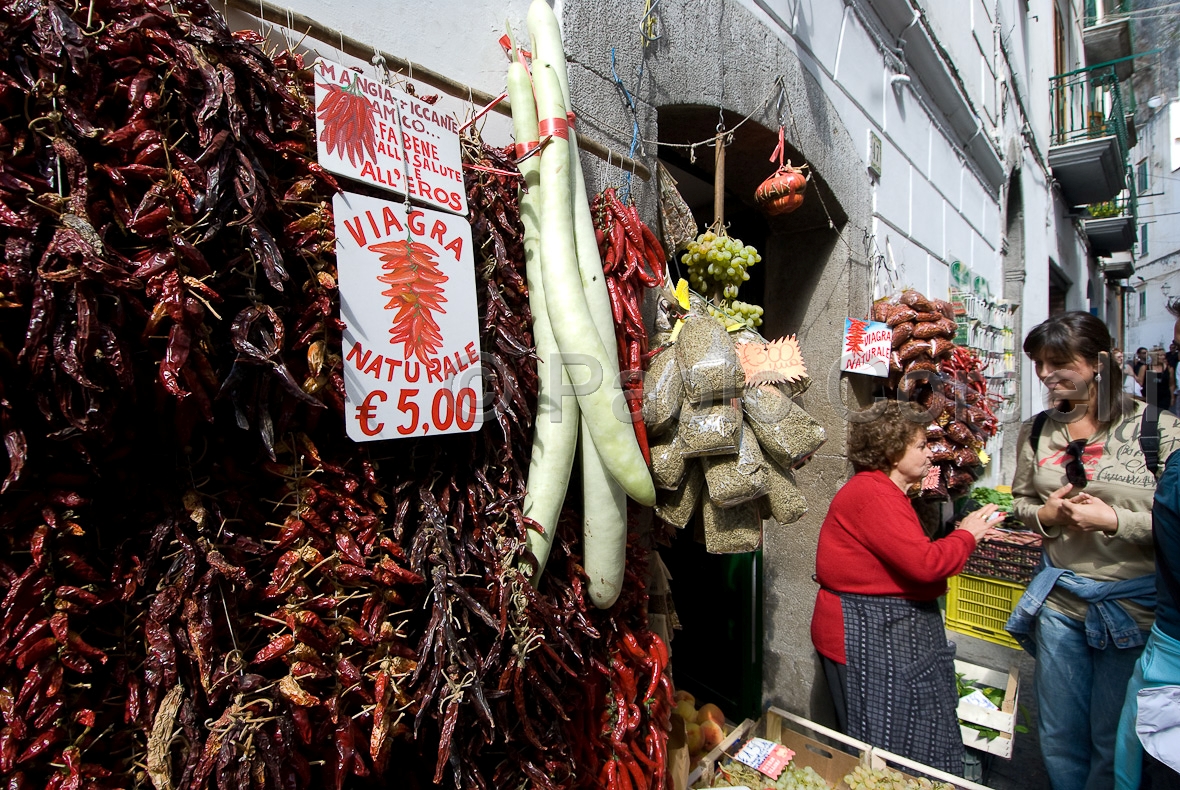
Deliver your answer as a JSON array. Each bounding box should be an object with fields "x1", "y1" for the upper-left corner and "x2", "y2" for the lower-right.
[
  {"x1": 689, "y1": 718, "x2": 756, "y2": 788},
  {"x1": 954, "y1": 659, "x2": 1020, "y2": 759},
  {"x1": 868, "y1": 746, "x2": 995, "y2": 789},
  {"x1": 693, "y1": 706, "x2": 1001, "y2": 789},
  {"x1": 762, "y1": 708, "x2": 870, "y2": 790}
]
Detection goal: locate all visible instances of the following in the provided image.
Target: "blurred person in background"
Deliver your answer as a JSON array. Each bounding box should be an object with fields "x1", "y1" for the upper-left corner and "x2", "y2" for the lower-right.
[
  {"x1": 1137, "y1": 351, "x2": 1175, "y2": 413},
  {"x1": 1115, "y1": 349, "x2": 1142, "y2": 400}
]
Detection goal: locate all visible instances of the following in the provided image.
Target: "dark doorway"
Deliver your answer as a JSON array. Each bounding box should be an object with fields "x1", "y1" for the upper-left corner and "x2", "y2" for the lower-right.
[{"x1": 1049, "y1": 261, "x2": 1070, "y2": 316}]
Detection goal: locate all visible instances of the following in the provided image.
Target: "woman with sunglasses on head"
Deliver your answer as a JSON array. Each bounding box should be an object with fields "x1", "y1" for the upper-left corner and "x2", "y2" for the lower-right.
[{"x1": 1007, "y1": 312, "x2": 1180, "y2": 790}]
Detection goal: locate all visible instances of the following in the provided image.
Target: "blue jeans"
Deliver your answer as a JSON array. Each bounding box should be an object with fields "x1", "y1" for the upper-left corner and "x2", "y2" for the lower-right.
[{"x1": 1035, "y1": 607, "x2": 1147, "y2": 790}]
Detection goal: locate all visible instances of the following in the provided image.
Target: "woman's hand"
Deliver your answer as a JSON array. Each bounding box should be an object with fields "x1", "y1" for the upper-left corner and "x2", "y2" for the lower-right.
[
  {"x1": 956, "y1": 503, "x2": 1003, "y2": 541},
  {"x1": 1060, "y1": 492, "x2": 1119, "y2": 534},
  {"x1": 1037, "y1": 484, "x2": 1076, "y2": 528}
]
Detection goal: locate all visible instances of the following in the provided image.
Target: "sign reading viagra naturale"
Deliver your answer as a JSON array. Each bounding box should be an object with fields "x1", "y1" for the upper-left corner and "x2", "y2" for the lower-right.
[
  {"x1": 335, "y1": 191, "x2": 483, "y2": 442},
  {"x1": 840, "y1": 317, "x2": 892, "y2": 377},
  {"x1": 314, "y1": 58, "x2": 467, "y2": 215}
]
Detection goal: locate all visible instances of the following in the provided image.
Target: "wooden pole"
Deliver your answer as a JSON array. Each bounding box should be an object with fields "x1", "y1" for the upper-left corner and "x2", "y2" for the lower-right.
[{"x1": 713, "y1": 133, "x2": 725, "y2": 227}]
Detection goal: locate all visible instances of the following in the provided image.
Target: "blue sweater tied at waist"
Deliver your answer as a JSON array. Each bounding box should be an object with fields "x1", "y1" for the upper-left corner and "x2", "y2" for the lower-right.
[{"x1": 1004, "y1": 554, "x2": 1155, "y2": 656}]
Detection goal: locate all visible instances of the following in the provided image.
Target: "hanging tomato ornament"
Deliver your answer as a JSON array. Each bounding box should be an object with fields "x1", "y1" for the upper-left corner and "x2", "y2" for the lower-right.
[{"x1": 754, "y1": 126, "x2": 810, "y2": 216}]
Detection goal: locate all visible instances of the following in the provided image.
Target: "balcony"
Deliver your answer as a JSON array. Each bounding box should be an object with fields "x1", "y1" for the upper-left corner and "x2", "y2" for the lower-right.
[
  {"x1": 1048, "y1": 65, "x2": 1132, "y2": 206},
  {"x1": 1084, "y1": 0, "x2": 1133, "y2": 78},
  {"x1": 1084, "y1": 196, "x2": 1137, "y2": 255},
  {"x1": 1101, "y1": 251, "x2": 1135, "y2": 280}
]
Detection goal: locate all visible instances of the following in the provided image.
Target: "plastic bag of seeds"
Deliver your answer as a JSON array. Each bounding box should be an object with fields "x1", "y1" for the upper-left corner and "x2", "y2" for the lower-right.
[
  {"x1": 702, "y1": 423, "x2": 770, "y2": 507},
  {"x1": 702, "y1": 497, "x2": 763, "y2": 553},
  {"x1": 765, "y1": 459, "x2": 808, "y2": 524},
  {"x1": 677, "y1": 398, "x2": 742, "y2": 457},
  {"x1": 742, "y1": 384, "x2": 826, "y2": 466},
  {"x1": 654, "y1": 463, "x2": 704, "y2": 528},
  {"x1": 642, "y1": 346, "x2": 684, "y2": 435},
  {"x1": 650, "y1": 431, "x2": 687, "y2": 490},
  {"x1": 675, "y1": 314, "x2": 745, "y2": 404}
]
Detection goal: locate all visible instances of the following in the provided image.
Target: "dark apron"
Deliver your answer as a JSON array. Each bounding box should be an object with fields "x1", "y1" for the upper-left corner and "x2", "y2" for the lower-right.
[{"x1": 841, "y1": 592, "x2": 964, "y2": 776}]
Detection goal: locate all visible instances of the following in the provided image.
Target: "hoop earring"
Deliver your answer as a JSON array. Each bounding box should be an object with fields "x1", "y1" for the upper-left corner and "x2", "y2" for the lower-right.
[{"x1": 1095, "y1": 372, "x2": 1103, "y2": 382}]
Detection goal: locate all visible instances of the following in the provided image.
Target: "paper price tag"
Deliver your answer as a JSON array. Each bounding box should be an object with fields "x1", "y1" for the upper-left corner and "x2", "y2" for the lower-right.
[{"x1": 733, "y1": 737, "x2": 795, "y2": 779}]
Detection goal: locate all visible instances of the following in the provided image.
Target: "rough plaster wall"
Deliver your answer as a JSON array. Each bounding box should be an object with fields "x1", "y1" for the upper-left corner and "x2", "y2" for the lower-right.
[{"x1": 561, "y1": 0, "x2": 872, "y2": 718}]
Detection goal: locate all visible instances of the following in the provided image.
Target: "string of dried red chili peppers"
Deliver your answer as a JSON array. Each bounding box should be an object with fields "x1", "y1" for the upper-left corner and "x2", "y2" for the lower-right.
[{"x1": 592, "y1": 187, "x2": 667, "y2": 464}]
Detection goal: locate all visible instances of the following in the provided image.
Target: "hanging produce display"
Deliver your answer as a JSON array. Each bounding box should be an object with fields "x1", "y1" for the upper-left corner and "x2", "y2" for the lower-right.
[
  {"x1": 643, "y1": 292, "x2": 823, "y2": 550},
  {"x1": 0, "y1": 0, "x2": 671, "y2": 788},
  {"x1": 754, "y1": 127, "x2": 809, "y2": 216},
  {"x1": 872, "y1": 289, "x2": 1002, "y2": 498}
]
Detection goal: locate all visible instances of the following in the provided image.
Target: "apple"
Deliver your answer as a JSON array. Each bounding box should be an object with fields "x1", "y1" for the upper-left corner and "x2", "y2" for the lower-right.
[
  {"x1": 683, "y1": 721, "x2": 703, "y2": 754},
  {"x1": 699, "y1": 719, "x2": 724, "y2": 752},
  {"x1": 674, "y1": 700, "x2": 697, "y2": 724},
  {"x1": 696, "y1": 702, "x2": 725, "y2": 727},
  {"x1": 673, "y1": 689, "x2": 696, "y2": 706}
]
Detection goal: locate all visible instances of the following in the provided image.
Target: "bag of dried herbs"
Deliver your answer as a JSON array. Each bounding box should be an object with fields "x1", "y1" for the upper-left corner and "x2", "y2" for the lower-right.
[
  {"x1": 742, "y1": 384, "x2": 826, "y2": 466},
  {"x1": 702, "y1": 497, "x2": 763, "y2": 553},
  {"x1": 675, "y1": 314, "x2": 745, "y2": 404},
  {"x1": 702, "y1": 423, "x2": 769, "y2": 507},
  {"x1": 677, "y1": 398, "x2": 742, "y2": 457},
  {"x1": 642, "y1": 346, "x2": 683, "y2": 435},
  {"x1": 765, "y1": 459, "x2": 808, "y2": 524},
  {"x1": 654, "y1": 463, "x2": 704, "y2": 529}
]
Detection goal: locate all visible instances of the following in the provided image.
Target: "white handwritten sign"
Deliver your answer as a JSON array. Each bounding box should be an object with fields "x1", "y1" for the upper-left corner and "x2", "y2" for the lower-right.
[
  {"x1": 314, "y1": 58, "x2": 467, "y2": 215},
  {"x1": 334, "y1": 190, "x2": 483, "y2": 441},
  {"x1": 840, "y1": 318, "x2": 892, "y2": 377}
]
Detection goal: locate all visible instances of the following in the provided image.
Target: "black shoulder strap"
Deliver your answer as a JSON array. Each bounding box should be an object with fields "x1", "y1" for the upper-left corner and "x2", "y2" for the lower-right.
[
  {"x1": 1029, "y1": 411, "x2": 1050, "y2": 456},
  {"x1": 1141, "y1": 405, "x2": 1162, "y2": 477}
]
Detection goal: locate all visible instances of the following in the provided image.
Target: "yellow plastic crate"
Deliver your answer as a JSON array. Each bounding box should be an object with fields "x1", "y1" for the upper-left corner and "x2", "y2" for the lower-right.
[{"x1": 945, "y1": 574, "x2": 1025, "y2": 650}]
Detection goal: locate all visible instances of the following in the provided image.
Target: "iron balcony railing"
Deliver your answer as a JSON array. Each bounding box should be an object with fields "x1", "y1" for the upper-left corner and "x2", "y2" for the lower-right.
[
  {"x1": 1050, "y1": 63, "x2": 1138, "y2": 241},
  {"x1": 1087, "y1": 192, "x2": 1137, "y2": 226},
  {"x1": 1084, "y1": 0, "x2": 1130, "y2": 28}
]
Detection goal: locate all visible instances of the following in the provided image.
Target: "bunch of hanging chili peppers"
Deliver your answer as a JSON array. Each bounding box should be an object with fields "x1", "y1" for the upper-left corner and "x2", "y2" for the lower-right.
[
  {"x1": 0, "y1": 1, "x2": 671, "y2": 788},
  {"x1": 592, "y1": 187, "x2": 666, "y2": 464}
]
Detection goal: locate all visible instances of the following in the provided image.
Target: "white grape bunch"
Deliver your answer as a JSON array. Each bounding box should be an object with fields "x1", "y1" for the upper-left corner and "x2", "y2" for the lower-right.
[{"x1": 681, "y1": 229, "x2": 765, "y2": 327}]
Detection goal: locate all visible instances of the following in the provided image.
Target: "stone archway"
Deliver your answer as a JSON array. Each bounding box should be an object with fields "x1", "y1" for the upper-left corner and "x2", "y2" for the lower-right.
[{"x1": 560, "y1": 0, "x2": 875, "y2": 719}]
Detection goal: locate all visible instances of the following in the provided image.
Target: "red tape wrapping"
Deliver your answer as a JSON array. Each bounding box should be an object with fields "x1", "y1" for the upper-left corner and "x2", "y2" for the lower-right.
[
  {"x1": 514, "y1": 141, "x2": 539, "y2": 159},
  {"x1": 537, "y1": 116, "x2": 568, "y2": 140}
]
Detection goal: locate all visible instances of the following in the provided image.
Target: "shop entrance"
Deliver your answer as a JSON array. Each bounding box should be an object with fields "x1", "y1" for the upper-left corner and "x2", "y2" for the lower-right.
[{"x1": 655, "y1": 104, "x2": 847, "y2": 722}]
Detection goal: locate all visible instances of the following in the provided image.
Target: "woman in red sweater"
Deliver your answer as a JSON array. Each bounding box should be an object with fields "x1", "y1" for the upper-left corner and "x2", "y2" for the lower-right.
[{"x1": 811, "y1": 401, "x2": 999, "y2": 775}]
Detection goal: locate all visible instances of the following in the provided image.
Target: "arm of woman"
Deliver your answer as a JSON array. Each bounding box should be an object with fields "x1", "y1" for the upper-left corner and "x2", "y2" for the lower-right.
[
  {"x1": 1011, "y1": 419, "x2": 1067, "y2": 537},
  {"x1": 852, "y1": 496, "x2": 977, "y2": 584}
]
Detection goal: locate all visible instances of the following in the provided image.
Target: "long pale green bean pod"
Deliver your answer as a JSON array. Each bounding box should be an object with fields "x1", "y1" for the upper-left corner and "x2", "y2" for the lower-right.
[
  {"x1": 529, "y1": 61, "x2": 656, "y2": 507},
  {"x1": 529, "y1": 0, "x2": 630, "y2": 607},
  {"x1": 508, "y1": 59, "x2": 578, "y2": 579}
]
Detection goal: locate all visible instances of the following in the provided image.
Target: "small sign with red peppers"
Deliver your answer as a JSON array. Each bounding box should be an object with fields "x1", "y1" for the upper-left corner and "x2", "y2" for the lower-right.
[
  {"x1": 313, "y1": 57, "x2": 467, "y2": 215},
  {"x1": 334, "y1": 191, "x2": 483, "y2": 442}
]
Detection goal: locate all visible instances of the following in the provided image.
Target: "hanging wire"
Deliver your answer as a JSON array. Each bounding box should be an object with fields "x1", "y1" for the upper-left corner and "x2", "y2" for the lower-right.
[
  {"x1": 609, "y1": 46, "x2": 642, "y2": 203},
  {"x1": 640, "y1": 0, "x2": 661, "y2": 46}
]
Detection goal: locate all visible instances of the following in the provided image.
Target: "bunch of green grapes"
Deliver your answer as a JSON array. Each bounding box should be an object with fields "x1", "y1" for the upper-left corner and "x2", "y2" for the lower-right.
[
  {"x1": 681, "y1": 230, "x2": 762, "y2": 300},
  {"x1": 707, "y1": 300, "x2": 765, "y2": 329},
  {"x1": 843, "y1": 766, "x2": 954, "y2": 790},
  {"x1": 713, "y1": 761, "x2": 832, "y2": 790},
  {"x1": 774, "y1": 764, "x2": 833, "y2": 789}
]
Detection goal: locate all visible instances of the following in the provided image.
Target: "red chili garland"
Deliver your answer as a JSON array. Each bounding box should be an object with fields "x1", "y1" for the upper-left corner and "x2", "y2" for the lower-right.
[{"x1": 592, "y1": 188, "x2": 665, "y2": 465}]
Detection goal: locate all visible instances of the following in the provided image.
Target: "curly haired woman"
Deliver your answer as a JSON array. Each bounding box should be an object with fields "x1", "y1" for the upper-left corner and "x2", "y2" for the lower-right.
[{"x1": 810, "y1": 401, "x2": 1000, "y2": 775}]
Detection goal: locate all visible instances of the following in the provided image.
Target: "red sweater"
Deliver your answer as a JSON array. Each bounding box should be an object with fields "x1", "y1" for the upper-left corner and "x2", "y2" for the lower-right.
[{"x1": 810, "y1": 470, "x2": 976, "y2": 663}]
